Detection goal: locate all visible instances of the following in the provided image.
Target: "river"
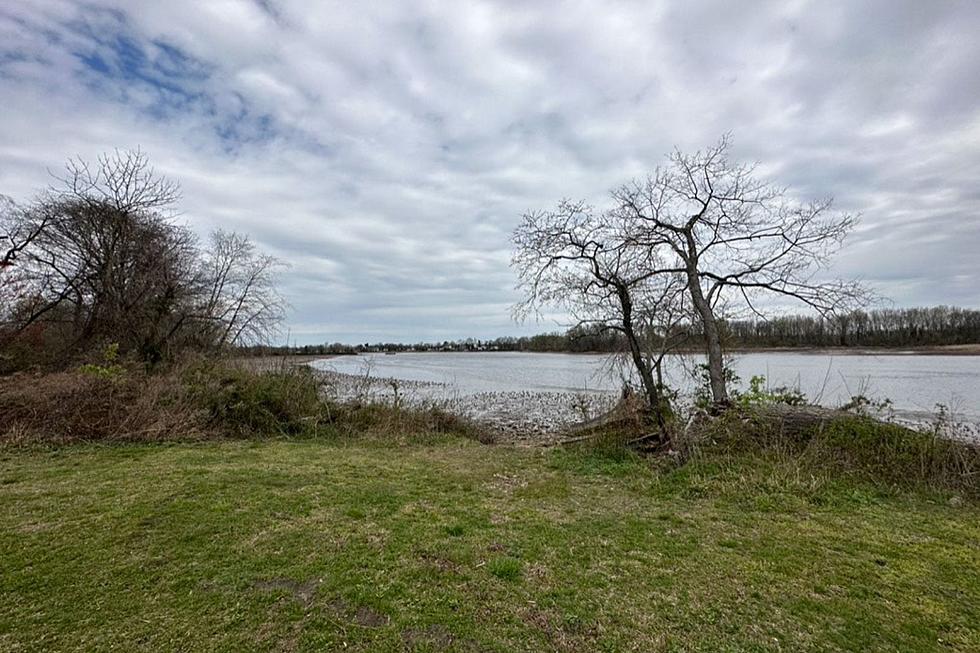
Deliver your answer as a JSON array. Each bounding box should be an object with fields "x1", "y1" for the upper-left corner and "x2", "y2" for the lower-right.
[{"x1": 310, "y1": 351, "x2": 980, "y2": 435}]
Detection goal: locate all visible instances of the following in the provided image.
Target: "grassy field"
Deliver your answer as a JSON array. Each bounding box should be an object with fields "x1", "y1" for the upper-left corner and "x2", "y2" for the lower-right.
[{"x1": 1, "y1": 436, "x2": 978, "y2": 652}]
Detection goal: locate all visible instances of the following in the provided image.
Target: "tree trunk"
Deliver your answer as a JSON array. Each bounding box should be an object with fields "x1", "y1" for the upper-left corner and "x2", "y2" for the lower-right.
[
  {"x1": 618, "y1": 286, "x2": 670, "y2": 435},
  {"x1": 686, "y1": 266, "x2": 728, "y2": 406}
]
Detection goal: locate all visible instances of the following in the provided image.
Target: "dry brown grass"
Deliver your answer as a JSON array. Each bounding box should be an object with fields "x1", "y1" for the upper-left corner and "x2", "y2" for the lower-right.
[
  {"x1": 324, "y1": 400, "x2": 492, "y2": 444},
  {"x1": 0, "y1": 361, "x2": 489, "y2": 446},
  {"x1": 0, "y1": 367, "x2": 206, "y2": 444}
]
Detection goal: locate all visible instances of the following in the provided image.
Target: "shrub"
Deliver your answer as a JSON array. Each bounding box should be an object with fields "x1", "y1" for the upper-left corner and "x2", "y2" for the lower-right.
[
  {"x1": 736, "y1": 375, "x2": 807, "y2": 408},
  {"x1": 78, "y1": 343, "x2": 126, "y2": 380},
  {"x1": 0, "y1": 357, "x2": 488, "y2": 445},
  {"x1": 183, "y1": 362, "x2": 326, "y2": 436},
  {"x1": 814, "y1": 416, "x2": 979, "y2": 493}
]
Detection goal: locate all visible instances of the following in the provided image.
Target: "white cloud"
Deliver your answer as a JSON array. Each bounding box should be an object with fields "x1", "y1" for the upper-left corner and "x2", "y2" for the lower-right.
[{"x1": 1, "y1": 0, "x2": 978, "y2": 343}]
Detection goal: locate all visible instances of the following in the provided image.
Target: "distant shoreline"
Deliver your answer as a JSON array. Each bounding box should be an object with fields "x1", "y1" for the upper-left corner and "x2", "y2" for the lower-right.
[
  {"x1": 711, "y1": 344, "x2": 980, "y2": 356},
  {"x1": 248, "y1": 343, "x2": 980, "y2": 362}
]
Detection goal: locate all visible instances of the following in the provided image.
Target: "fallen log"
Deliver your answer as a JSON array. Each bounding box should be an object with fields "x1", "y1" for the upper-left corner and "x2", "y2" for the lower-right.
[
  {"x1": 739, "y1": 403, "x2": 854, "y2": 436},
  {"x1": 557, "y1": 401, "x2": 863, "y2": 448}
]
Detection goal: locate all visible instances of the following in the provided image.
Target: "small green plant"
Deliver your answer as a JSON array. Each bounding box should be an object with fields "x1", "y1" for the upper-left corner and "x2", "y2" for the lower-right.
[
  {"x1": 693, "y1": 362, "x2": 740, "y2": 410},
  {"x1": 841, "y1": 394, "x2": 893, "y2": 417},
  {"x1": 78, "y1": 343, "x2": 126, "y2": 380},
  {"x1": 488, "y1": 556, "x2": 523, "y2": 582},
  {"x1": 737, "y1": 375, "x2": 807, "y2": 408},
  {"x1": 444, "y1": 524, "x2": 465, "y2": 537}
]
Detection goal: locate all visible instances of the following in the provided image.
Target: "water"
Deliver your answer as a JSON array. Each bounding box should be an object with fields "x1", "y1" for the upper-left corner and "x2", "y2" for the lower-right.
[{"x1": 312, "y1": 351, "x2": 980, "y2": 423}]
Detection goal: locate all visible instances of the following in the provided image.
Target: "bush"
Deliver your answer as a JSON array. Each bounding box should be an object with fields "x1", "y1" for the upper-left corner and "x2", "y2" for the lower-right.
[
  {"x1": 736, "y1": 375, "x2": 807, "y2": 408},
  {"x1": 184, "y1": 362, "x2": 326, "y2": 436},
  {"x1": 815, "y1": 416, "x2": 979, "y2": 493}
]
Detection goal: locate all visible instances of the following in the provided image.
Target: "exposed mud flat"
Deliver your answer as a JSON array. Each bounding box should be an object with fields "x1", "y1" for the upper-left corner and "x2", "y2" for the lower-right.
[
  {"x1": 315, "y1": 370, "x2": 617, "y2": 444},
  {"x1": 890, "y1": 414, "x2": 980, "y2": 444}
]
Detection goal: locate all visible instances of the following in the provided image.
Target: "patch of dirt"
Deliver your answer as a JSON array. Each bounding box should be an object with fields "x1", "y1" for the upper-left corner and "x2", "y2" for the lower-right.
[
  {"x1": 418, "y1": 551, "x2": 461, "y2": 574},
  {"x1": 327, "y1": 598, "x2": 391, "y2": 628},
  {"x1": 253, "y1": 578, "x2": 319, "y2": 605},
  {"x1": 519, "y1": 608, "x2": 597, "y2": 651},
  {"x1": 402, "y1": 624, "x2": 454, "y2": 650},
  {"x1": 354, "y1": 605, "x2": 390, "y2": 628},
  {"x1": 255, "y1": 602, "x2": 308, "y2": 653},
  {"x1": 488, "y1": 473, "x2": 528, "y2": 492}
]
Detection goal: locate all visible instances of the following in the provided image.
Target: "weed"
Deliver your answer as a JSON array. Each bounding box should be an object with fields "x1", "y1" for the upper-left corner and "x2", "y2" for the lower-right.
[
  {"x1": 77, "y1": 343, "x2": 126, "y2": 380},
  {"x1": 488, "y1": 556, "x2": 523, "y2": 582}
]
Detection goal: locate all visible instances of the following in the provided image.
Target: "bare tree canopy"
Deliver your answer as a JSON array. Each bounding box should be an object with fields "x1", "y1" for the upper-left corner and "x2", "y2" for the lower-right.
[
  {"x1": 54, "y1": 149, "x2": 181, "y2": 215},
  {"x1": 512, "y1": 199, "x2": 688, "y2": 436},
  {"x1": 513, "y1": 136, "x2": 868, "y2": 416},
  {"x1": 0, "y1": 150, "x2": 285, "y2": 370},
  {"x1": 199, "y1": 229, "x2": 287, "y2": 349},
  {"x1": 1, "y1": 195, "x2": 42, "y2": 271},
  {"x1": 613, "y1": 136, "x2": 869, "y2": 404}
]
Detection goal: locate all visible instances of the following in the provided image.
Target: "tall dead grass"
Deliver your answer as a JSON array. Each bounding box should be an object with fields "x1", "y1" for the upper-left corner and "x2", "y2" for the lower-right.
[
  {"x1": 0, "y1": 360, "x2": 487, "y2": 445},
  {"x1": 0, "y1": 368, "x2": 205, "y2": 444}
]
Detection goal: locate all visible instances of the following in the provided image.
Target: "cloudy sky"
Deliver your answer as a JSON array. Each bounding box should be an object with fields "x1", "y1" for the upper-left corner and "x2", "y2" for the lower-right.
[{"x1": 1, "y1": 1, "x2": 978, "y2": 344}]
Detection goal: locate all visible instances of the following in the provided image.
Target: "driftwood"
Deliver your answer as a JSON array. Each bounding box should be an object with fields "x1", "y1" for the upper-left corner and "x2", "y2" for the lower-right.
[
  {"x1": 557, "y1": 401, "x2": 859, "y2": 448},
  {"x1": 745, "y1": 403, "x2": 852, "y2": 436},
  {"x1": 557, "y1": 395, "x2": 660, "y2": 447}
]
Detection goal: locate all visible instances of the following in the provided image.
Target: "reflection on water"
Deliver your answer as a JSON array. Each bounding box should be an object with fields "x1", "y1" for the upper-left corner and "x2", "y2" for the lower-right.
[{"x1": 312, "y1": 351, "x2": 980, "y2": 422}]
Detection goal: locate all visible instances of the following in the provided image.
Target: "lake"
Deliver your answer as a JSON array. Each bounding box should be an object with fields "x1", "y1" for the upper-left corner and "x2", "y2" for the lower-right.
[{"x1": 312, "y1": 351, "x2": 980, "y2": 424}]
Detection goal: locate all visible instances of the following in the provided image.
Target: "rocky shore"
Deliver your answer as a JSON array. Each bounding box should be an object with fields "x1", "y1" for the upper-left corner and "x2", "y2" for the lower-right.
[{"x1": 315, "y1": 369, "x2": 617, "y2": 444}]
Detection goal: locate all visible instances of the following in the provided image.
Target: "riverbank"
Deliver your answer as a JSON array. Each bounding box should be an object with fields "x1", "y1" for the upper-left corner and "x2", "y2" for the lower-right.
[
  {"x1": 231, "y1": 354, "x2": 340, "y2": 372},
  {"x1": 2, "y1": 438, "x2": 977, "y2": 652},
  {"x1": 312, "y1": 354, "x2": 980, "y2": 444},
  {"x1": 315, "y1": 368, "x2": 617, "y2": 445}
]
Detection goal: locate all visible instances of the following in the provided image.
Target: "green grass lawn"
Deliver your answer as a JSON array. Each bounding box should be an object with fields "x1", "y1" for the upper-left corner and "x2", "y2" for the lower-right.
[{"x1": 1, "y1": 437, "x2": 978, "y2": 652}]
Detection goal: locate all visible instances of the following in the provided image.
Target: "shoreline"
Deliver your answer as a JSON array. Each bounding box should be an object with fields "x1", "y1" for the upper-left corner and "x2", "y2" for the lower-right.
[{"x1": 247, "y1": 344, "x2": 980, "y2": 361}]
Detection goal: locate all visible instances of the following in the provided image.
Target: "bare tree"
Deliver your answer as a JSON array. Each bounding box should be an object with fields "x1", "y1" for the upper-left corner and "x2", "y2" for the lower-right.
[
  {"x1": 613, "y1": 136, "x2": 868, "y2": 405},
  {"x1": 4, "y1": 152, "x2": 192, "y2": 359},
  {"x1": 54, "y1": 148, "x2": 181, "y2": 215},
  {"x1": 199, "y1": 229, "x2": 287, "y2": 349},
  {"x1": 512, "y1": 199, "x2": 688, "y2": 436},
  {"x1": 1, "y1": 150, "x2": 286, "y2": 367},
  {"x1": 1, "y1": 195, "x2": 46, "y2": 271}
]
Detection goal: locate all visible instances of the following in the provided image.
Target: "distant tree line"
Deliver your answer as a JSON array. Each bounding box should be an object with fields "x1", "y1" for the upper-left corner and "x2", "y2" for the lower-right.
[
  {"x1": 245, "y1": 305, "x2": 980, "y2": 358},
  {"x1": 724, "y1": 306, "x2": 980, "y2": 348}
]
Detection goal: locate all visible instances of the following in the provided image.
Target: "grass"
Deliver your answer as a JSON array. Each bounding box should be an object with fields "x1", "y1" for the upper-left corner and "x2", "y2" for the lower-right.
[{"x1": 2, "y1": 438, "x2": 978, "y2": 652}]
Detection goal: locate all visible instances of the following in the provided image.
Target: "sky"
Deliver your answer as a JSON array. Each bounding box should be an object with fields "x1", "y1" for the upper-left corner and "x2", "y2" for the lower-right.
[{"x1": 1, "y1": 1, "x2": 978, "y2": 345}]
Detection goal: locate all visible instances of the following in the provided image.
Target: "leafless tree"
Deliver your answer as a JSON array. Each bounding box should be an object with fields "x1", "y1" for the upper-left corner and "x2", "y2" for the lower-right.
[
  {"x1": 1, "y1": 195, "x2": 46, "y2": 271},
  {"x1": 613, "y1": 136, "x2": 868, "y2": 405},
  {"x1": 54, "y1": 148, "x2": 181, "y2": 215},
  {"x1": 1, "y1": 150, "x2": 286, "y2": 367},
  {"x1": 199, "y1": 229, "x2": 287, "y2": 349},
  {"x1": 1, "y1": 198, "x2": 34, "y2": 322},
  {"x1": 512, "y1": 199, "x2": 688, "y2": 435}
]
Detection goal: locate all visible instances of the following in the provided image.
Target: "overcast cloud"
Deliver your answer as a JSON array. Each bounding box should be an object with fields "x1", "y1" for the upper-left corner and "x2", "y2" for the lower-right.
[{"x1": 1, "y1": 1, "x2": 978, "y2": 343}]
